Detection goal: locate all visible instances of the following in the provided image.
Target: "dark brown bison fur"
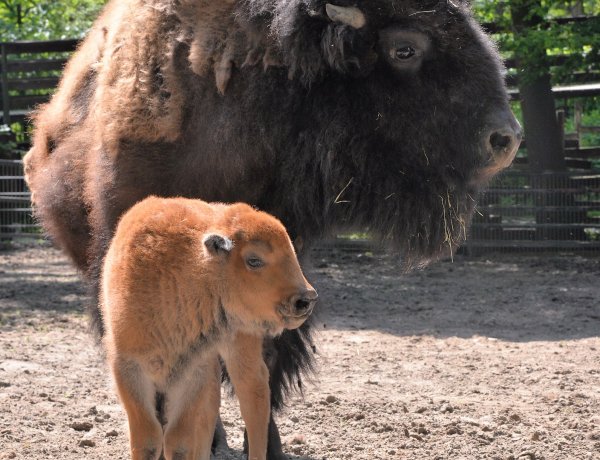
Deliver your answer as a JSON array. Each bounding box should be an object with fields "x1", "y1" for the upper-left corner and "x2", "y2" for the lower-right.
[{"x1": 25, "y1": 1, "x2": 519, "y2": 457}]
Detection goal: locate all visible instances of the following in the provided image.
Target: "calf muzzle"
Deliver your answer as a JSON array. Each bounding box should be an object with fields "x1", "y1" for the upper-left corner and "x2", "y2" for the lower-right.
[
  {"x1": 290, "y1": 289, "x2": 318, "y2": 316},
  {"x1": 278, "y1": 289, "x2": 318, "y2": 328}
]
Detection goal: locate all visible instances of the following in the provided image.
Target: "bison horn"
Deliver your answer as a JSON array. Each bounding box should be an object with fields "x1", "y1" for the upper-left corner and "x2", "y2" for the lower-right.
[{"x1": 325, "y1": 4, "x2": 366, "y2": 29}]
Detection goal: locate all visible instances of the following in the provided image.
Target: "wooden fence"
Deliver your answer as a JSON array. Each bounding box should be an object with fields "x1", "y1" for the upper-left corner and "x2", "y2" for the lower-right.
[{"x1": 1, "y1": 39, "x2": 78, "y2": 126}]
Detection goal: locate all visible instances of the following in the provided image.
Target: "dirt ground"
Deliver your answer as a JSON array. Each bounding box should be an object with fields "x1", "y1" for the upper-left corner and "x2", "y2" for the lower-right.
[{"x1": 0, "y1": 241, "x2": 599, "y2": 460}]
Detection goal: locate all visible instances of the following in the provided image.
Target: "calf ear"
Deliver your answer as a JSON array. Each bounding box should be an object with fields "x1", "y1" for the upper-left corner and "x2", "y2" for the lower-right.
[{"x1": 203, "y1": 234, "x2": 233, "y2": 256}]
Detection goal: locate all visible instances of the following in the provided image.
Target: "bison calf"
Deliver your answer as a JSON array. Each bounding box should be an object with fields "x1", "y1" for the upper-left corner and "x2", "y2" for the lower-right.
[{"x1": 100, "y1": 197, "x2": 317, "y2": 460}]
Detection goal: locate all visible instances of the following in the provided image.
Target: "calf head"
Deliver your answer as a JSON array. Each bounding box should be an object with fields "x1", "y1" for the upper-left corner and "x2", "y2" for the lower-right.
[{"x1": 204, "y1": 204, "x2": 317, "y2": 334}]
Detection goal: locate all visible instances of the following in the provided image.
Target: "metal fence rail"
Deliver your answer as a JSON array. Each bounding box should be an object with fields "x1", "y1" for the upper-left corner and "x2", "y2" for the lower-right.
[
  {"x1": 466, "y1": 169, "x2": 600, "y2": 252},
  {"x1": 0, "y1": 159, "x2": 38, "y2": 238},
  {"x1": 2, "y1": 160, "x2": 600, "y2": 253}
]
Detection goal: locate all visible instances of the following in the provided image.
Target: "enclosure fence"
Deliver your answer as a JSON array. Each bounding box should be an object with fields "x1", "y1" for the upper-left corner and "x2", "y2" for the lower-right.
[
  {"x1": 1, "y1": 159, "x2": 599, "y2": 253},
  {"x1": 0, "y1": 159, "x2": 37, "y2": 238},
  {"x1": 465, "y1": 169, "x2": 600, "y2": 253}
]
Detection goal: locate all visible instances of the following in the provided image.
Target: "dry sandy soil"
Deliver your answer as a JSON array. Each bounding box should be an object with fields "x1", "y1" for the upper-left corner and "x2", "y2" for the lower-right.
[{"x1": 0, "y1": 242, "x2": 599, "y2": 460}]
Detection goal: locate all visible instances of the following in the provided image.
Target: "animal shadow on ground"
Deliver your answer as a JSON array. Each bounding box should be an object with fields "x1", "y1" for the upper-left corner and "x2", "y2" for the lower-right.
[
  {"x1": 2, "y1": 241, "x2": 599, "y2": 343},
  {"x1": 308, "y1": 245, "x2": 600, "y2": 343},
  {"x1": 0, "y1": 243, "x2": 88, "y2": 324}
]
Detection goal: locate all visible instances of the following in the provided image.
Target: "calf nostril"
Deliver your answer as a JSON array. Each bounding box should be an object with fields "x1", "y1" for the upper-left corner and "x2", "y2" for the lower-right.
[
  {"x1": 293, "y1": 290, "x2": 318, "y2": 313},
  {"x1": 295, "y1": 298, "x2": 312, "y2": 312}
]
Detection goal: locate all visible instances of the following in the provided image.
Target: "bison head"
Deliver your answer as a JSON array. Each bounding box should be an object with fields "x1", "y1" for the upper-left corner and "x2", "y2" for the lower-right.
[{"x1": 226, "y1": 0, "x2": 520, "y2": 266}]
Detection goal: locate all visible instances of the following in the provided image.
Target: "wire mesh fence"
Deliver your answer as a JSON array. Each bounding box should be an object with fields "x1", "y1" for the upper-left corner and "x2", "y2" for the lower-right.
[
  {"x1": 465, "y1": 169, "x2": 600, "y2": 253},
  {"x1": 0, "y1": 159, "x2": 38, "y2": 239},
  {"x1": 1, "y1": 160, "x2": 600, "y2": 253}
]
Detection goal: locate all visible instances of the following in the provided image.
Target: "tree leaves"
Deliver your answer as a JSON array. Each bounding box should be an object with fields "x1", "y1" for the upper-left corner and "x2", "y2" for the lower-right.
[{"x1": 0, "y1": 0, "x2": 104, "y2": 41}]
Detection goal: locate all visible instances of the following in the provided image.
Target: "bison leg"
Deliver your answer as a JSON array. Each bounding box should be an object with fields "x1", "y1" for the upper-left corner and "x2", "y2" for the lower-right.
[{"x1": 210, "y1": 415, "x2": 229, "y2": 455}]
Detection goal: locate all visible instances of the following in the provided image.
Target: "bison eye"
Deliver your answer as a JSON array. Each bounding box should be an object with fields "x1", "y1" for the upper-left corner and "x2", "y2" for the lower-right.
[
  {"x1": 394, "y1": 46, "x2": 416, "y2": 60},
  {"x1": 245, "y1": 256, "x2": 265, "y2": 269},
  {"x1": 379, "y1": 28, "x2": 431, "y2": 75}
]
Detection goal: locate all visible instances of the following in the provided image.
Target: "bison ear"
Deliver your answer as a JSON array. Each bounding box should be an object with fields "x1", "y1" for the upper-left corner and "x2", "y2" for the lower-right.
[{"x1": 203, "y1": 234, "x2": 233, "y2": 256}]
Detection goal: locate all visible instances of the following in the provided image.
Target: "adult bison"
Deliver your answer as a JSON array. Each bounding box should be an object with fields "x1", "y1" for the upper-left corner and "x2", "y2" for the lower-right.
[{"x1": 24, "y1": 0, "x2": 521, "y2": 458}]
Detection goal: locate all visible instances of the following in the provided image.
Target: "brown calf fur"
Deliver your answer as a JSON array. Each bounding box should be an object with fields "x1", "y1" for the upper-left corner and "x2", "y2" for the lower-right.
[{"x1": 100, "y1": 197, "x2": 317, "y2": 460}]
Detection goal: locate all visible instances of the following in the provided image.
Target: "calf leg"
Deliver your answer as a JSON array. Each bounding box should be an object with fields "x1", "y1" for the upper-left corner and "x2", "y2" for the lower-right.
[
  {"x1": 220, "y1": 333, "x2": 270, "y2": 460},
  {"x1": 244, "y1": 416, "x2": 284, "y2": 460},
  {"x1": 163, "y1": 359, "x2": 221, "y2": 460},
  {"x1": 111, "y1": 359, "x2": 163, "y2": 460}
]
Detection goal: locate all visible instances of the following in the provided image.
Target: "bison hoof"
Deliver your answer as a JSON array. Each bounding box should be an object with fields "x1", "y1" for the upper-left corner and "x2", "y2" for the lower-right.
[{"x1": 211, "y1": 415, "x2": 229, "y2": 455}]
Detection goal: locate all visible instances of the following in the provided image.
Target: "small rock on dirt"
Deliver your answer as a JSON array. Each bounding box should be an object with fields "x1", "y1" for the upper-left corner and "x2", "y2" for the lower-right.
[
  {"x1": 290, "y1": 434, "x2": 306, "y2": 445},
  {"x1": 446, "y1": 426, "x2": 460, "y2": 435},
  {"x1": 78, "y1": 439, "x2": 95, "y2": 448},
  {"x1": 325, "y1": 395, "x2": 338, "y2": 404},
  {"x1": 417, "y1": 425, "x2": 429, "y2": 435},
  {"x1": 440, "y1": 403, "x2": 454, "y2": 413},
  {"x1": 70, "y1": 421, "x2": 93, "y2": 432},
  {"x1": 105, "y1": 430, "x2": 118, "y2": 437}
]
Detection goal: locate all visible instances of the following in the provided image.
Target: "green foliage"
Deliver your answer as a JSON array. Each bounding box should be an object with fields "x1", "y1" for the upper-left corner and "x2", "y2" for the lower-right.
[
  {"x1": 562, "y1": 96, "x2": 600, "y2": 146},
  {"x1": 473, "y1": 1, "x2": 600, "y2": 85},
  {"x1": 0, "y1": 0, "x2": 104, "y2": 41}
]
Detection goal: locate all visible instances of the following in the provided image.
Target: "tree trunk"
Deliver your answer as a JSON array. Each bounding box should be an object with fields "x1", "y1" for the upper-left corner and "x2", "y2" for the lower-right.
[
  {"x1": 519, "y1": 75, "x2": 566, "y2": 172},
  {"x1": 570, "y1": 1, "x2": 584, "y2": 16},
  {"x1": 510, "y1": 0, "x2": 573, "y2": 242},
  {"x1": 511, "y1": 0, "x2": 566, "y2": 173}
]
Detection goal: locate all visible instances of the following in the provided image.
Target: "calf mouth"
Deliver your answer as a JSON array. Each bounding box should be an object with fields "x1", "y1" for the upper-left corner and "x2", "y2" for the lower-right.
[{"x1": 277, "y1": 304, "x2": 314, "y2": 328}]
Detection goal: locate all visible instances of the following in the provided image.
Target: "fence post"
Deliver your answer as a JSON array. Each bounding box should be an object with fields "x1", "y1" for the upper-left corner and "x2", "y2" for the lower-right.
[{"x1": 1, "y1": 43, "x2": 10, "y2": 126}]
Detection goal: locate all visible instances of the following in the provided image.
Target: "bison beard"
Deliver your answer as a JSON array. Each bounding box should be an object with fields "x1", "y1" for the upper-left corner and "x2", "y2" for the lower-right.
[{"x1": 24, "y1": 1, "x2": 521, "y2": 458}]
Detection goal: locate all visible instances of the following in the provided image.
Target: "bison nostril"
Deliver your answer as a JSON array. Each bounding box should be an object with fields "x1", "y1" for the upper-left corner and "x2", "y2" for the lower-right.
[
  {"x1": 484, "y1": 125, "x2": 522, "y2": 169},
  {"x1": 488, "y1": 128, "x2": 520, "y2": 154},
  {"x1": 489, "y1": 132, "x2": 513, "y2": 151}
]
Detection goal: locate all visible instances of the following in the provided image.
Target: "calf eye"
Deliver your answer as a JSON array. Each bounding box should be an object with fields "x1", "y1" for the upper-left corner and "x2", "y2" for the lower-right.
[
  {"x1": 394, "y1": 46, "x2": 416, "y2": 60},
  {"x1": 245, "y1": 256, "x2": 264, "y2": 269}
]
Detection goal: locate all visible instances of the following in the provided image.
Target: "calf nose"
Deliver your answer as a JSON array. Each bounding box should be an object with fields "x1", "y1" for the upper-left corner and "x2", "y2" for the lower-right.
[{"x1": 290, "y1": 289, "x2": 318, "y2": 315}]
